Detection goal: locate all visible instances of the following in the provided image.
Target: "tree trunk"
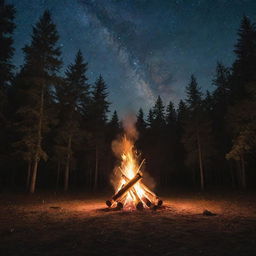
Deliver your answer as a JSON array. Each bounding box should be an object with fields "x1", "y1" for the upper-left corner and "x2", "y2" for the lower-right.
[
  {"x1": 229, "y1": 161, "x2": 236, "y2": 189},
  {"x1": 26, "y1": 159, "x2": 31, "y2": 190},
  {"x1": 29, "y1": 159, "x2": 39, "y2": 194},
  {"x1": 64, "y1": 136, "x2": 72, "y2": 191},
  {"x1": 29, "y1": 85, "x2": 44, "y2": 194},
  {"x1": 94, "y1": 145, "x2": 99, "y2": 191},
  {"x1": 240, "y1": 154, "x2": 246, "y2": 189},
  {"x1": 197, "y1": 131, "x2": 204, "y2": 191},
  {"x1": 56, "y1": 160, "x2": 61, "y2": 191}
]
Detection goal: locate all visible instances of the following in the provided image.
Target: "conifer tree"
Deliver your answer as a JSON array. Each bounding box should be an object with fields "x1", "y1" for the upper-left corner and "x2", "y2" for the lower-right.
[
  {"x1": 226, "y1": 82, "x2": 256, "y2": 189},
  {"x1": 89, "y1": 75, "x2": 110, "y2": 126},
  {"x1": 146, "y1": 108, "x2": 154, "y2": 128},
  {"x1": 0, "y1": 0, "x2": 15, "y2": 186},
  {"x1": 166, "y1": 101, "x2": 176, "y2": 128},
  {"x1": 152, "y1": 96, "x2": 166, "y2": 130},
  {"x1": 226, "y1": 16, "x2": 256, "y2": 188},
  {"x1": 15, "y1": 10, "x2": 62, "y2": 193},
  {"x1": 177, "y1": 100, "x2": 188, "y2": 132},
  {"x1": 164, "y1": 100, "x2": 178, "y2": 185},
  {"x1": 176, "y1": 100, "x2": 189, "y2": 178},
  {"x1": 55, "y1": 50, "x2": 89, "y2": 191},
  {"x1": 233, "y1": 16, "x2": 256, "y2": 81},
  {"x1": 211, "y1": 62, "x2": 232, "y2": 185},
  {"x1": 0, "y1": 0, "x2": 15, "y2": 91},
  {"x1": 182, "y1": 75, "x2": 214, "y2": 190},
  {"x1": 89, "y1": 75, "x2": 110, "y2": 191},
  {"x1": 136, "y1": 108, "x2": 146, "y2": 134},
  {"x1": 186, "y1": 75, "x2": 202, "y2": 111},
  {"x1": 212, "y1": 62, "x2": 231, "y2": 105},
  {"x1": 232, "y1": 16, "x2": 256, "y2": 100},
  {"x1": 108, "y1": 110, "x2": 120, "y2": 139}
]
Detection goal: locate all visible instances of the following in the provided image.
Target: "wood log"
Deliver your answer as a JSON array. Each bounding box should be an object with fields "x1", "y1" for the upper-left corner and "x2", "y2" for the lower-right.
[
  {"x1": 136, "y1": 201, "x2": 144, "y2": 210},
  {"x1": 141, "y1": 196, "x2": 152, "y2": 207},
  {"x1": 106, "y1": 172, "x2": 142, "y2": 207},
  {"x1": 157, "y1": 198, "x2": 163, "y2": 206},
  {"x1": 129, "y1": 188, "x2": 144, "y2": 210},
  {"x1": 121, "y1": 173, "x2": 153, "y2": 208},
  {"x1": 112, "y1": 172, "x2": 142, "y2": 201},
  {"x1": 116, "y1": 202, "x2": 123, "y2": 210}
]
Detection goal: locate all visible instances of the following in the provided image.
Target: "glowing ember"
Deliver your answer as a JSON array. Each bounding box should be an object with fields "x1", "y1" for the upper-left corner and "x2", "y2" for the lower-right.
[{"x1": 106, "y1": 135, "x2": 162, "y2": 210}]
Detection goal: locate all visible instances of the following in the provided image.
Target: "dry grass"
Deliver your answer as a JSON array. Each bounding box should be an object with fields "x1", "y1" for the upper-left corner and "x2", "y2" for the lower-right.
[{"x1": 1, "y1": 192, "x2": 256, "y2": 256}]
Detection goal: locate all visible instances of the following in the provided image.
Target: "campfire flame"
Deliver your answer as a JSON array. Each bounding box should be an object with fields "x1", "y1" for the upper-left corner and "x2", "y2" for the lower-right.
[{"x1": 109, "y1": 135, "x2": 161, "y2": 210}]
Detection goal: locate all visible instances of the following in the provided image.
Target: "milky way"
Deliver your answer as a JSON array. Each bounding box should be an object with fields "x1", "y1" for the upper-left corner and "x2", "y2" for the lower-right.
[{"x1": 7, "y1": 0, "x2": 256, "y2": 116}]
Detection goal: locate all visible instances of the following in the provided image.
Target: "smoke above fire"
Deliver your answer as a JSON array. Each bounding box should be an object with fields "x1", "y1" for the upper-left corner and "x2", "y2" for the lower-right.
[{"x1": 111, "y1": 113, "x2": 137, "y2": 159}]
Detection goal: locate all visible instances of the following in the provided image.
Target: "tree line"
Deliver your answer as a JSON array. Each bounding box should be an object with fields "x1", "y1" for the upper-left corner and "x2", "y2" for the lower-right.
[{"x1": 1, "y1": 1, "x2": 256, "y2": 193}]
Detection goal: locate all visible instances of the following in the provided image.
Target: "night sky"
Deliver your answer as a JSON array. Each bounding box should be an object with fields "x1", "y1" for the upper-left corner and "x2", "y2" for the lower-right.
[{"x1": 7, "y1": 0, "x2": 256, "y2": 116}]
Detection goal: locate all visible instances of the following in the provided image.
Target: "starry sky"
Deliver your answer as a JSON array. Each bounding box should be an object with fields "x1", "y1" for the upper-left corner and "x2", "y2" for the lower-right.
[{"x1": 7, "y1": 0, "x2": 256, "y2": 116}]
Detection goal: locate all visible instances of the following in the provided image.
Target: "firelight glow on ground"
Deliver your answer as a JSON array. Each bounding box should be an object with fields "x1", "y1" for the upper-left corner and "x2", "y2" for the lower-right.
[{"x1": 1, "y1": 193, "x2": 256, "y2": 255}]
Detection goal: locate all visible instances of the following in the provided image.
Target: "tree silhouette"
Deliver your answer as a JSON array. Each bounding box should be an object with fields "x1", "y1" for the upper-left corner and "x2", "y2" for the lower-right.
[
  {"x1": 152, "y1": 96, "x2": 166, "y2": 130},
  {"x1": 0, "y1": 0, "x2": 15, "y2": 90},
  {"x1": 232, "y1": 16, "x2": 256, "y2": 100},
  {"x1": 182, "y1": 75, "x2": 214, "y2": 190},
  {"x1": 136, "y1": 108, "x2": 146, "y2": 134},
  {"x1": 0, "y1": 0, "x2": 15, "y2": 188},
  {"x1": 54, "y1": 50, "x2": 89, "y2": 191},
  {"x1": 89, "y1": 75, "x2": 110, "y2": 191},
  {"x1": 14, "y1": 10, "x2": 62, "y2": 193}
]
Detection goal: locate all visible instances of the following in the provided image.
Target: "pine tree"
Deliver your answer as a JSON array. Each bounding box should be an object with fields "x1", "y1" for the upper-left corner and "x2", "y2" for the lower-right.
[
  {"x1": 232, "y1": 16, "x2": 256, "y2": 100},
  {"x1": 0, "y1": 0, "x2": 15, "y2": 143},
  {"x1": 152, "y1": 96, "x2": 166, "y2": 130},
  {"x1": 226, "y1": 16, "x2": 256, "y2": 189},
  {"x1": 146, "y1": 108, "x2": 154, "y2": 128},
  {"x1": 164, "y1": 100, "x2": 178, "y2": 186},
  {"x1": 212, "y1": 62, "x2": 231, "y2": 104},
  {"x1": 177, "y1": 100, "x2": 188, "y2": 130},
  {"x1": 226, "y1": 83, "x2": 256, "y2": 189},
  {"x1": 204, "y1": 90, "x2": 213, "y2": 114},
  {"x1": 182, "y1": 75, "x2": 214, "y2": 190},
  {"x1": 89, "y1": 75, "x2": 110, "y2": 191},
  {"x1": 233, "y1": 16, "x2": 256, "y2": 81},
  {"x1": 176, "y1": 100, "x2": 189, "y2": 181},
  {"x1": 0, "y1": 0, "x2": 15, "y2": 188},
  {"x1": 211, "y1": 62, "x2": 232, "y2": 186},
  {"x1": 136, "y1": 108, "x2": 146, "y2": 134},
  {"x1": 147, "y1": 96, "x2": 167, "y2": 186},
  {"x1": 14, "y1": 10, "x2": 62, "y2": 193},
  {"x1": 185, "y1": 75, "x2": 202, "y2": 111},
  {"x1": 90, "y1": 75, "x2": 110, "y2": 127},
  {"x1": 166, "y1": 101, "x2": 176, "y2": 128},
  {"x1": 54, "y1": 50, "x2": 89, "y2": 191},
  {"x1": 108, "y1": 110, "x2": 120, "y2": 138},
  {"x1": 0, "y1": 0, "x2": 15, "y2": 90}
]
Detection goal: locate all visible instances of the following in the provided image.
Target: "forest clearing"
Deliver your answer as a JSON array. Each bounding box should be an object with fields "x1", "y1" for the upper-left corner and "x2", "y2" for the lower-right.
[{"x1": 1, "y1": 192, "x2": 256, "y2": 256}]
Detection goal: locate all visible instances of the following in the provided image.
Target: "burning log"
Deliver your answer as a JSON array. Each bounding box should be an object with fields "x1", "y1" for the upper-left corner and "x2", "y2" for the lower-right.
[
  {"x1": 139, "y1": 182, "x2": 163, "y2": 207},
  {"x1": 157, "y1": 198, "x2": 163, "y2": 206},
  {"x1": 121, "y1": 173, "x2": 158, "y2": 208},
  {"x1": 129, "y1": 189, "x2": 144, "y2": 210},
  {"x1": 116, "y1": 202, "x2": 123, "y2": 210},
  {"x1": 106, "y1": 172, "x2": 142, "y2": 207},
  {"x1": 121, "y1": 173, "x2": 148, "y2": 208},
  {"x1": 136, "y1": 202, "x2": 144, "y2": 210},
  {"x1": 141, "y1": 196, "x2": 152, "y2": 207}
]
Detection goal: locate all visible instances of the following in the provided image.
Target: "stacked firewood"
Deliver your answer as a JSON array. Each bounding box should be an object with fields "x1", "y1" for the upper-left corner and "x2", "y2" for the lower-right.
[{"x1": 106, "y1": 172, "x2": 163, "y2": 210}]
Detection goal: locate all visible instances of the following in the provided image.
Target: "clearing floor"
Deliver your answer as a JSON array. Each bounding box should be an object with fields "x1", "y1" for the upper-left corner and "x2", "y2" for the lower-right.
[{"x1": 1, "y1": 192, "x2": 256, "y2": 256}]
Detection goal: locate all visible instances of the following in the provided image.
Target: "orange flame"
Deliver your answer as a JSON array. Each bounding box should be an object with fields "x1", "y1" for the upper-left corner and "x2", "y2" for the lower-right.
[{"x1": 112, "y1": 135, "x2": 157, "y2": 209}]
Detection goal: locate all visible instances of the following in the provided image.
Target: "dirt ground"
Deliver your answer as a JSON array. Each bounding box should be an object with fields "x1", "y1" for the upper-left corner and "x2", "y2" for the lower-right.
[{"x1": 0, "y1": 192, "x2": 256, "y2": 256}]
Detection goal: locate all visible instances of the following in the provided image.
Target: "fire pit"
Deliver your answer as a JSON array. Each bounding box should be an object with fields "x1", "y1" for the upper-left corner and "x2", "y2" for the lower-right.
[{"x1": 106, "y1": 135, "x2": 163, "y2": 210}]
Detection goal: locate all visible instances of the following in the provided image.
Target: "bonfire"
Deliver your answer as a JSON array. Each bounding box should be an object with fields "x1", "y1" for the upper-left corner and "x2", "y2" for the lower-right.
[{"x1": 106, "y1": 135, "x2": 162, "y2": 210}]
